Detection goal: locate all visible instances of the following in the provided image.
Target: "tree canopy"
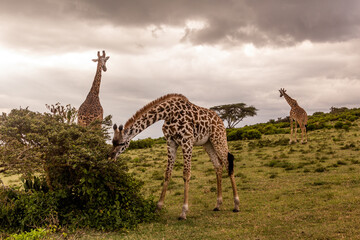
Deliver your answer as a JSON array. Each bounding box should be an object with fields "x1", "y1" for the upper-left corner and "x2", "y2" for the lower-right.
[
  {"x1": 0, "y1": 106, "x2": 156, "y2": 233},
  {"x1": 210, "y1": 103, "x2": 257, "y2": 128}
]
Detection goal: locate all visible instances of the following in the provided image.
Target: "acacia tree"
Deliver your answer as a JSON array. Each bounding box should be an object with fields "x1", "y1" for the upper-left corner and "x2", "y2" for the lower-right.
[{"x1": 210, "y1": 103, "x2": 257, "y2": 128}]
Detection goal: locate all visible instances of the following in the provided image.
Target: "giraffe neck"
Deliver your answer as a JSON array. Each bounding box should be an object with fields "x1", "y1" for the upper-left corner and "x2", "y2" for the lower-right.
[
  {"x1": 283, "y1": 93, "x2": 297, "y2": 108},
  {"x1": 124, "y1": 94, "x2": 187, "y2": 141},
  {"x1": 89, "y1": 62, "x2": 102, "y2": 96}
]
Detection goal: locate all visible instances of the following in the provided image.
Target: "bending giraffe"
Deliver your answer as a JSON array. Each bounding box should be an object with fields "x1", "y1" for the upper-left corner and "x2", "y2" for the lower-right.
[
  {"x1": 279, "y1": 88, "x2": 308, "y2": 144},
  {"x1": 110, "y1": 94, "x2": 240, "y2": 220},
  {"x1": 78, "y1": 50, "x2": 109, "y2": 127}
]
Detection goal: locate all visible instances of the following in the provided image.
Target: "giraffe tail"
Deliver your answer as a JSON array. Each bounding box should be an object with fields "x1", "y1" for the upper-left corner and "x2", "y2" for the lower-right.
[
  {"x1": 305, "y1": 124, "x2": 308, "y2": 131},
  {"x1": 228, "y1": 152, "x2": 234, "y2": 175}
]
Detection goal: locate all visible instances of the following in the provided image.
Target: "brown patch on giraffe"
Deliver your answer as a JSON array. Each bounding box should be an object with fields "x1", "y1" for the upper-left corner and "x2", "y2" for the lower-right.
[
  {"x1": 111, "y1": 93, "x2": 240, "y2": 219},
  {"x1": 125, "y1": 94, "x2": 188, "y2": 129}
]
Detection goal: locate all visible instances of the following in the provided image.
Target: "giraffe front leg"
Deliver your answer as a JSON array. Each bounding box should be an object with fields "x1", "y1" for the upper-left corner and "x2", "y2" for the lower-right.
[
  {"x1": 157, "y1": 140, "x2": 178, "y2": 212},
  {"x1": 178, "y1": 145, "x2": 192, "y2": 220}
]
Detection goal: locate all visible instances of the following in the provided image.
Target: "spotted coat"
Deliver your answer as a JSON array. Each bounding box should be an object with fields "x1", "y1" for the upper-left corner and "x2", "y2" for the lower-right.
[
  {"x1": 279, "y1": 88, "x2": 308, "y2": 144},
  {"x1": 78, "y1": 50, "x2": 109, "y2": 127},
  {"x1": 111, "y1": 93, "x2": 240, "y2": 219}
]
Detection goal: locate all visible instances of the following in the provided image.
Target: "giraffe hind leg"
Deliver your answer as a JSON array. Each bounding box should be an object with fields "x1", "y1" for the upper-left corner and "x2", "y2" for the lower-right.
[
  {"x1": 228, "y1": 153, "x2": 240, "y2": 212},
  {"x1": 301, "y1": 123, "x2": 308, "y2": 144},
  {"x1": 203, "y1": 142, "x2": 223, "y2": 211},
  {"x1": 211, "y1": 141, "x2": 240, "y2": 213}
]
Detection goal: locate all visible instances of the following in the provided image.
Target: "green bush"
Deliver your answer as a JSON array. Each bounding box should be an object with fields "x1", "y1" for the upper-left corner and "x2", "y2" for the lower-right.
[
  {"x1": 129, "y1": 138, "x2": 154, "y2": 149},
  {"x1": 227, "y1": 128, "x2": 261, "y2": 141},
  {"x1": 334, "y1": 121, "x2": 344, "y2": 129},
  {"x1": 227, "y1": 128, "x2": 245, "y2": 141},
  {"x1": 0, "y1": 108, "x2": 157, "y2": 233},
  {"x1": 6, "y1": 228, "x2": 51, "y2": 240},
  {"x1": 243, "y1": 129, "x2": 262, "y2": 140}
]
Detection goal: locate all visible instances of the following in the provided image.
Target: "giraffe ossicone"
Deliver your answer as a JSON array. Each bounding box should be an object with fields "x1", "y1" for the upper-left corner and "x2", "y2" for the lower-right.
[
  {"x1": 78, "y1": 50, "x2": 109, "y2": 127},
  {"x1": 279, "y1": 88, "x2": 308, "y2": 144},
  {"x1": 111, "y1": 93, "x2": 240, "y2": 220}
]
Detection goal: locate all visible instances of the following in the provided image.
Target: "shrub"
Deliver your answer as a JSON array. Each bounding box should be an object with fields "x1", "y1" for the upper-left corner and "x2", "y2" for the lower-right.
[
  {"x1": 227, "y1": 128, "x2": 261, "y2": 141},
  {"x1": 0, "y1": 108, "x2": 157, "y2": 233},
  {"x1": 129, "y1": 138, "x2": 154, "y2": 149},
  {"x1": 243, "y1": 129, "x2": 262, "y2": 140},
  {"x1": 334, "y1": 121, "x2": 344, "y2": 129},
  {"x1": 6, "y1": 228, "x2": 51, "y2": 240},
  {"x1": 227, "y1": 128, "x2": 245, "y2": 141}
]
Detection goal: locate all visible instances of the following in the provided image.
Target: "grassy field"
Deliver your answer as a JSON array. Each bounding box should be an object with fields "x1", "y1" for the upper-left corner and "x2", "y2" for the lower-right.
[
  {"x1": 78, "y1": 122, "x2": 360, "y2": 239},
  {"x1": 2, "y1": 122, "x2": 360, "y2": 239}
]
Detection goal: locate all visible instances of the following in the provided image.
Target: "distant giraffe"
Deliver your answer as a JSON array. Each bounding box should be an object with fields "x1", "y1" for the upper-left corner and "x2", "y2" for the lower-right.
[
  {"x1": 279, "y1": 88, "x2": 308, "y2": 144},
  {"x1": 110, "y1": 93, "x2": 240, "y2": 220},
  {"x1": 78, "y1": 50, "x2": 109, "y2": 127}
]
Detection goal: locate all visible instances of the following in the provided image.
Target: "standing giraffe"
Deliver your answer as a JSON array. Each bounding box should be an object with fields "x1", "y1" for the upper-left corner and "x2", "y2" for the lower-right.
[
  {"x1": 279, "y1": 88, "x2": 308, "y2": 144},
  {"x1": 110, "y1": 94, "x2": 240, "y2": 220},
  {"x1": 78, "y1": 50, "x2": 109, "y2": 127}
]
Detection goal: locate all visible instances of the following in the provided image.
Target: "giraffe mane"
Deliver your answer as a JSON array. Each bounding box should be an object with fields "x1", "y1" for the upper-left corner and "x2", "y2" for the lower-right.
[{"x1": 124, "y1": 93, "x2": 188, "y2": 129}]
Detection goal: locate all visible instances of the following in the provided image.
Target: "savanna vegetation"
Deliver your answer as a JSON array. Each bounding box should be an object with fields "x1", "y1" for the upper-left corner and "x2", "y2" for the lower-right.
[
  {"x1": 0, "y1": 108, "x2": 157, "y2": 239},
  {"x1": 1, "y1": 106, "x2": 360, "y2": 239}
]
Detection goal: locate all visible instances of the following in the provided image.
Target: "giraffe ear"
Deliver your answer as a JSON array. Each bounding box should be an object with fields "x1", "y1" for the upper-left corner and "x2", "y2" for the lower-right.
[
  {"x1": 105, "y1": 56, "x2": 110, "y2": 61},
  {"x1": 92, "y1": 59, "x2": 98, "y2": 62}
]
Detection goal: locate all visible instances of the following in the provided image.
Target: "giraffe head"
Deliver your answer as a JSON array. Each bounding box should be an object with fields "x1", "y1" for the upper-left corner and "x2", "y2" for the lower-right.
[
  {"x1": 92, "y1": 50, "x2": 110, "y2": 72},
  {"x1": 279, "y1": 88, "x2": 287, "y2": 97},
  {"x1": 110, "y1": 124, "x2": 131, "y2": 159}
]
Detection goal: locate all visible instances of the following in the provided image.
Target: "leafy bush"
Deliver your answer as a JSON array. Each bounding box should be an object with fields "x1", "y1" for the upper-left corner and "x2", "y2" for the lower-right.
[
  {"x1": 227, "y1": 128, "x2": 245, "y2": 141},
  {"x1": 227, "y1": 128, "x2": 262, "y2": 141},
  {"x1": 334, "y1": 121, "x2": 344, "y2": 129},
  {"x1": 6, "y1": 227, "x2": 51, "y2": 240},
  {"x1": 242, "y1": 129, "x2": 261, "y2": 140},
  {"x1": 0, "y1": 108, "x2": 157, "y2": 233},
  {"x1": 129, "y1": 138, "x2": 154, "y2": 149}
]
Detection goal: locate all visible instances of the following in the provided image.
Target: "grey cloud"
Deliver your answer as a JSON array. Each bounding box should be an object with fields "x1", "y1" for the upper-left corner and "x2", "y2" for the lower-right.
[{"x1": 2, "y1": 0, "x2": 360, "y2": 49}]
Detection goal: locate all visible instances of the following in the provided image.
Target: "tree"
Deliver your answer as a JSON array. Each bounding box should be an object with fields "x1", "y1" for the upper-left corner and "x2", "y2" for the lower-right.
[
  {"x1": 210, "y1": 103, "x2": 257, "y2": 128},
  {"x1": 45, "y1": 102, "x2": 78, "y2": 124},
  {"x1": 0, "y1": 106, "x2": 156, "y2": 232}
]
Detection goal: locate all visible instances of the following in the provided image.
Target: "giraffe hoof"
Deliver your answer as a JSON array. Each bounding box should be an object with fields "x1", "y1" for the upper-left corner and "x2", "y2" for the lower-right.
[
  {"x1": 233, "y1": 209, "x2": 240, "y2": 213},
  {"x1": 213, "y1": 207, "x2": 220, "y2": 211},
  {"x1": 178, "y1": 216, "x2": 186, "y2": 220}
]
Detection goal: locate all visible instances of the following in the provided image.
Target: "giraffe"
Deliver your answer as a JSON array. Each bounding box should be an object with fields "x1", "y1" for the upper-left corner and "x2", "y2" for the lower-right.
[
  {"x1": 78, "y1": 50, "x2": 109, "y2": 127},
  {"x1": 110, "y1": 93, "x2": 240, "y2": 220},
  {"x1": 279, "y1": 88, "x2": 308, "y2": 144}
]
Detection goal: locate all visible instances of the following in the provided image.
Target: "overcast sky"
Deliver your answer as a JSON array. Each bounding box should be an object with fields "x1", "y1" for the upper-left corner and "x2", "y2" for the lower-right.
[{"x1": 1, "y1": 0, "x2": 360, "y2": 139}]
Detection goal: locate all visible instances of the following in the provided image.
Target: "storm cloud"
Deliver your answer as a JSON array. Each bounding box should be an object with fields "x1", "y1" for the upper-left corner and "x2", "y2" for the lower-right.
[
  {"x1": 2, "y1": 0, "x2": 360, "y2": 49},
  {"x1": 1, "y1": 0, "x2": 360, "y2": 138}
]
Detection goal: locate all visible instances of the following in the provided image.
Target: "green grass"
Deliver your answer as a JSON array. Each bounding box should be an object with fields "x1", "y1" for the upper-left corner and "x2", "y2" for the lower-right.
[
  {"x1": 3, "y1": 122, "x2": 360, "y2": 239},
  {"x1": 75, "y1": 122, "x2": 360, "y2": 239}
]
